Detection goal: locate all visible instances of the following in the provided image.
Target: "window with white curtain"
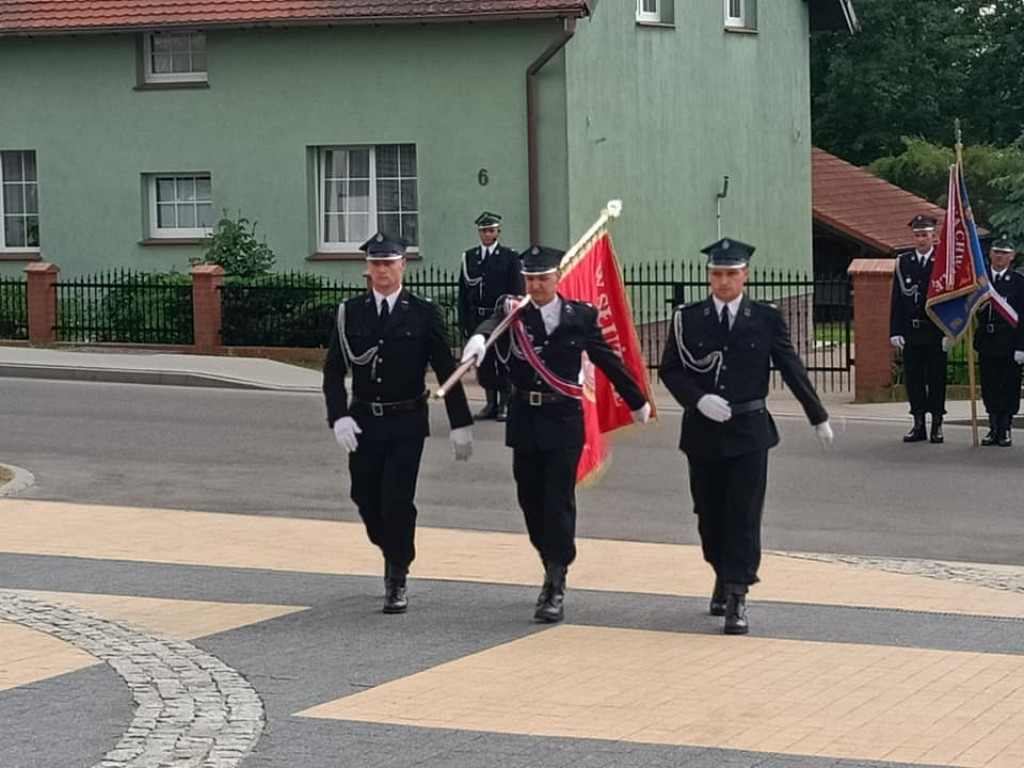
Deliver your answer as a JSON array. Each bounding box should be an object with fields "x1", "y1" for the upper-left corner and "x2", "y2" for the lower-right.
[
  {"x1": 147, "y1": 173, "x2": 214, "y2": 238},
  {"x1": 636, "y1": 0, "x2": 661, "y2": 22},
  {"x1": 725, "y1": 0, "x2": 757, "y2": 29},
  {"x1": 144, "y1": 31, "x2": 207, "y2": 83},
  {"x1": 0, "y1": 150, "x2": 39, "y2": 250},
  {"x1": 317, "y1": 144, "x2": 418, "y2": 252}
]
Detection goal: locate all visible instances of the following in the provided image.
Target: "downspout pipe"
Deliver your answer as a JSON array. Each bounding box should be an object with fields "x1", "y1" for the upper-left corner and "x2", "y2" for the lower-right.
[{"x1": 526, "y1": 17, "x2": 577, "y2": 245}]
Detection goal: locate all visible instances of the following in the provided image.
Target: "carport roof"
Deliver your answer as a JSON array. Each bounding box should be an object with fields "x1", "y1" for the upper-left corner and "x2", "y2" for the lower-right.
[{"x1": 0, "y1": 0, "x2": 595, "y2": 34}]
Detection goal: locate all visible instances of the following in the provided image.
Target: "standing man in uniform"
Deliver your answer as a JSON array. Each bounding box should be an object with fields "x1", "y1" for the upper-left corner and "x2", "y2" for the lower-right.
[
  {"x1": 461, "y1": 245, "x2": 651, "y2": 623},
  {"x1": 323, "y1": 233, "x2": 474, "y2": 614},
  {"x1": 974, "y1": 237, "x2": 1024, "y2": 446},
  {"x1": 890, "y1": 214, "x2": 950, "y2": 444},
  {"x1": 458, "y1": 211, "x2": 523, "y2": 422},
  {"x1": 659, "y1": 238, "x2": 833, "y2": 635}
]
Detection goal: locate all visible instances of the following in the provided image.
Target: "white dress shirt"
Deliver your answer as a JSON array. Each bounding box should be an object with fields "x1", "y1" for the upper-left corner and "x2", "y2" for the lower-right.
[
  {"x1": 372, "y1": 287, "x2": 401, "y2": 315},
  {"x1": 712, "y1": 294, "x2": 743, "y2": 330},
  {"x1": 533, "y1": 296, "x2": 562, "y2": 335}
]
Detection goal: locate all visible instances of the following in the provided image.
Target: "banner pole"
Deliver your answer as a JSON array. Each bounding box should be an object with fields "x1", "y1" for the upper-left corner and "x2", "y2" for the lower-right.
[{"x1": 954, "y1": 119, "x2": 980, "y2": 446}]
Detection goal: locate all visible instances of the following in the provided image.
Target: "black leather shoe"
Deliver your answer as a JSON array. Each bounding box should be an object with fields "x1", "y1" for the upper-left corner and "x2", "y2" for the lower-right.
[
  {"x1": 982, "y1": 416, "x2": 998, "y2": 446},
  {"x1": 903, "y1": 416, "x2": 927, "y2": 443},
  {"x1": 723, "y1": 592, "x2": 749, "y2": 635},
  {"x1": 929, "y1": 416, "x2": 944, "y2": 444},
  {"x1": 997, "y1": 415, "x2": 1013, "y2": 447},
  {"x1": 494, "y1": 404, "x2": 508, "y2": 422},
  {"x1": 709, "y1": 579, "x2": 727, "y2": 617},
  {"x1": 534, "y1": 563, "x2": 566, "y2": 623},
  {"x1": 474, "y1": 405, "x2": 497, "y2": 420},
  {"x1": 383, "y1": 561, "x2": 408, "y2": 614}
]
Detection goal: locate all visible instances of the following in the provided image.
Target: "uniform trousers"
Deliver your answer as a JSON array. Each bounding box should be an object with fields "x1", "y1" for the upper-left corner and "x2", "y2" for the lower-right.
[
  {"x1": 348, "y1": 435, "x2": 425, "y2": 570},
  {"x1": 512, "y1": 444, "x2": 583, "y2": 566},
  {"x1": 687, "y1": 450, "x2": 769, "y2": 590},
  {"x1": 903, "y1": 342, "x2": 947, "y2": 416},
  {"x1": 979, "y1": 355, "x2": 1023, "y2": 417}
]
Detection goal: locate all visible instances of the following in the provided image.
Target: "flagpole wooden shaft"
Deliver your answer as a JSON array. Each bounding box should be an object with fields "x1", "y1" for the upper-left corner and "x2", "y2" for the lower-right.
[{"x1": 954, "y1": 118, "x2": 980, "y2": 446}]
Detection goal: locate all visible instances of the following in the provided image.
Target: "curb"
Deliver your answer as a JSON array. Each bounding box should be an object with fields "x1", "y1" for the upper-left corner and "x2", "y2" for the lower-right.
[
  {"x1": 0, "y1": 364, "x2": 316, "y2": 392},
  {"x1": 0, "y1": 463, "x2": 35, "y2": 497}
]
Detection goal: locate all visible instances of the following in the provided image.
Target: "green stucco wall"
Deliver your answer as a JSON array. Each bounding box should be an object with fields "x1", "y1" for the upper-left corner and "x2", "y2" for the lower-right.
[
  {"x1": 564, "y1": 2, "x2": 813, "y2": 272},
  {"x1": 0, "y1": 21, "x2": 570, "y2": 277}
]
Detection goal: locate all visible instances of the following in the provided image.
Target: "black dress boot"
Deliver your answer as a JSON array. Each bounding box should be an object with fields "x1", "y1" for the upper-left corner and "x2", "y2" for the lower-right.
[
  {"x1": 535, "y1": 561, "x2": 552, "y2": 610},
  {"x1": 903, "y1": 415, "x2": 927, "y2": 443},
  {"x1": 723, "y1": 587, "x2": 749, "y2": 635},
  {"x1": 709, "y1": 578, "x2": 727, "y2": 617},
  {"x1": 997, "y1": 414, "x2": 1013, "y2": 447},
  {"x1": 981, "y1": 415, "x2": 998, "y2": 446},
  {"x1": 495, "y1": 390, "x2": 508, "y2": 423},
  {"x1": 534, "y1": 563, "x2": 567, "y2": 623},
  {"x1": 929, "y1": 415, "x2": 944, "y2": 444},
  {"x1": 383, "y1": 562, "x2": 408, "y2": 614},
  {"x1": 475, "y1": 389, "x2": 498, "y2": 420}
]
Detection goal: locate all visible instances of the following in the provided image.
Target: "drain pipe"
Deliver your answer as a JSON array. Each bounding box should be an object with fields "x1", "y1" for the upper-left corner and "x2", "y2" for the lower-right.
[{"x1": 526, "y1": 16, "x2": 577, "y2": 245}]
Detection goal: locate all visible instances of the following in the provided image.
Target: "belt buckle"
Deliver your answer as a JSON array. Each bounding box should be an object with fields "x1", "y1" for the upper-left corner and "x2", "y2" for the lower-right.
[
  {"x1": 911, "y1": 319, "x2": 921, "y2": 328},
  {"x1": 371, "y1": 402, "x2": 384, "y2": 417},
  {"x1": 529, "y1": 391, "x2": 543, "y2": 407},
  {"x1": 987, "y1": 324, "x2": 996, "y2": 333}
]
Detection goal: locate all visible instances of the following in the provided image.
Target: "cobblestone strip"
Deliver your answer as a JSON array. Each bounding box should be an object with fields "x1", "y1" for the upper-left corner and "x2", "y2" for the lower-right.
[
  {"x1": 0, "y1": 590, "x2": 264, "y2": 768},
  {"x1": 773, "y1": 551, "x2": 1024, "y2": 594}
]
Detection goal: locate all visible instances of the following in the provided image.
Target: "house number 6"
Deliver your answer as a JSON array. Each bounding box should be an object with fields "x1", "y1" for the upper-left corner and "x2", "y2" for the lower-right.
[{"x1": 478, "y1": 169, "x2": 489, "y2": 186}]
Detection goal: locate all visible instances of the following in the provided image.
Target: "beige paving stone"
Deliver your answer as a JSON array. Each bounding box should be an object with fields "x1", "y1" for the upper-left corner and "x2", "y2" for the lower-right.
[
  {"x1": 296, "y1": 625, "x2": 1024, "y2": 767},
  {"x1": 0, "y1": 620, "x2": 95, "y2": 690},
  {"x1": 2, "y1": 499, "x2": 1022, "y2": 618}
]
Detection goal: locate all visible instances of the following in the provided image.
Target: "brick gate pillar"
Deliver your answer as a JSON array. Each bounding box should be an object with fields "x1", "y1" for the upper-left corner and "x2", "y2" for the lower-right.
[
  {"x1": 847, "y1": 258, "x2": 896, "y2": 402},
  {"x1": 24, "y1": 262, "x2": 59, "y2": 344},
  {"x1": 190, "y1": 264, "x2": 225, "y2": 353}
]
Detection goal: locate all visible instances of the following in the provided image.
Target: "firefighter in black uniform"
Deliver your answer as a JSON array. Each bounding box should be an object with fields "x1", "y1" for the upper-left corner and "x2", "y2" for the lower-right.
[
  {"x1": 461, "y1": 245, "x2": 650, "y2": 623},
  {"x1": 457, "y1": 211, "x2": 523, "y2": 421},
  {"x1": 890, "y1": 214, "x2": 950, "y2": 444},
  {"x1": 974, "y1": 237, "x2": 1024, "y2": 446},
  {"x1": 659, "y1": 238, "x2": 832, "y2": 635},
  {"x1": 323, "y1": 233, "x2": 474, "y2": 614}
]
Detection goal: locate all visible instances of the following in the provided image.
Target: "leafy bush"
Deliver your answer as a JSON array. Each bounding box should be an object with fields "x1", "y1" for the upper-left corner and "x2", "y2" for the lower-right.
[{"x1": 192, "y1": 212, "x2": 276, "y2": 277}]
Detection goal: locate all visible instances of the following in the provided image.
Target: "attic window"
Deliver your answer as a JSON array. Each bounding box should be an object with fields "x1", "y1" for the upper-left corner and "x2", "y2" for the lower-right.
[
  {"x1": 725, "y1": 0, "x2": 757, "y2": 30},
  {"x1": 636, "y1": 0, "x2": 673, "y2": 25},
  {"x1": 143, "y1": 31, "x2": 207, "y2": 84}
]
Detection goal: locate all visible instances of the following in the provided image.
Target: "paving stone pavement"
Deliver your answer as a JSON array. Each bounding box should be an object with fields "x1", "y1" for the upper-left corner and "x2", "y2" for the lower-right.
[{"x1": 0, "y1": 590, "x2": 264, "y2": 768}]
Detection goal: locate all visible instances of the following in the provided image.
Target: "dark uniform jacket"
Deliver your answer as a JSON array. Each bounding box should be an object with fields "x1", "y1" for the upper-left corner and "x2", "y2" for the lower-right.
[
  {"x1": 457, "y1": 244, "x2": 523, "y2": 337},
  {"x1": 478, "y1": 295, "x2": 646, "y2": 452},
  {"x1": 659, "y1": 296, "x2": 828, "y2": 460},
  {"x1": 974, "y1": 268, "x2": 1024, "y2": 357},
  {"x1": 323, "y1": 288, "x2": 472, "y2": 441},
  {"x1": 890, "y1": 250, "x2": 944, "y2": 345}
]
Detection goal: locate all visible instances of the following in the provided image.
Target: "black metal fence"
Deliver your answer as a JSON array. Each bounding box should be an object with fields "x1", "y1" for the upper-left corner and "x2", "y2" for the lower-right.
[
  {"x1": 54, "y1": 270, "x2": 193, "y2": 344},
  {"x1": 0, "y1": 276, "x2": 28, "y2": 340}
]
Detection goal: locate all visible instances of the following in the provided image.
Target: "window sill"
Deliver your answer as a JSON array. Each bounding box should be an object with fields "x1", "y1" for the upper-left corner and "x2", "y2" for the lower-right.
[
  {"x1": 0, "y1": 250, "x2": 42, "y2": 261},
  {"x1": 635, "y1": 20, "x2": 675, "y2": 29},
  {"x1": 724, "y1": 26, "x2": 758, "y2": 34},
  {"x1": 134, "y1": 81, "x2": 210, "y2": 91},
  {"x1": 308, "y1": 252, "x2": 423, "y2": 262},
  {"x1": 139, "y1": 238, "x2": 206, "y2": 246}
]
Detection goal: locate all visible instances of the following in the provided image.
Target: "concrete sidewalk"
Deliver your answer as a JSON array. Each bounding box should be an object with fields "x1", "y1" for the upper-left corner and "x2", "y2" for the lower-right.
[{"x1": 0, "y1": 343, "x2": 980, "y2": 424}]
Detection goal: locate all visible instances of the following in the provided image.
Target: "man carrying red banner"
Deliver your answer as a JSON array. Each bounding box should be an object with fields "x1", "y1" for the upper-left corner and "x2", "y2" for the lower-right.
[{"x1": 462, "y1": 244, "x2": 651, "y2": 623}]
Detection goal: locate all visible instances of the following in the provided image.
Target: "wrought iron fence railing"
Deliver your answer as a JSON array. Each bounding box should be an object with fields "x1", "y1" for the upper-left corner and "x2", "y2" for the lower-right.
[{"x1": 0, "y1": 276, "x2": 29, "y2": 340}]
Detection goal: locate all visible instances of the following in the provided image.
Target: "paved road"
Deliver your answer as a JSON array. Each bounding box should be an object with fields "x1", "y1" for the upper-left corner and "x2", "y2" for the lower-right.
[{"x1": 3, "y1": 378, "x2": 1021, "y2": 565}]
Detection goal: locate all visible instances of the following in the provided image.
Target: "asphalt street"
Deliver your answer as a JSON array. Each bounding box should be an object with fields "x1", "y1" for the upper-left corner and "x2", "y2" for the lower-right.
[{"x1": 3, "y1": 377, "x2": 1021, "y2": 565}]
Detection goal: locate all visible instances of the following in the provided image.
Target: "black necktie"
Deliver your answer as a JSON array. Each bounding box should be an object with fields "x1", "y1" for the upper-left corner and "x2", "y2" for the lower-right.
[
  {"x1": 720, "y1": 305, "x2": 730, "y2": 335},
  {"x1": 379, "y1": 300, "x2": 390, "y2": 325}
]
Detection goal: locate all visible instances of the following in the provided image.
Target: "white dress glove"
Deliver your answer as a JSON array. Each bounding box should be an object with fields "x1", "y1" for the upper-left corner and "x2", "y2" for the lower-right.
[
  {"x1": 941, "y1": 336, "x2": 949, "y2": 353},
  {"x1": 815, "y1": 420, "x2": 834, "y2": 449},
  {"x1": 890, "y1": 335, "x2": 905, "y2": 350},
  {"x1": 450, "y1": 426, "x2": 473, "y2": 461},
  {"x1": 631, "y1": 402, "x2": 652, "y2": 424},
  {"x1": 461, "y1": 334, "x2": 487, "y2": 366},
  {"x1": 696, "y1": 394, "x2": 732, "y2": 423},
  {"x1": 332, "y1": 416, "x2": 362, "y2": 453},
  {"x1": 1015, "y1": 351, "x2": 1024, "y2": 366}
]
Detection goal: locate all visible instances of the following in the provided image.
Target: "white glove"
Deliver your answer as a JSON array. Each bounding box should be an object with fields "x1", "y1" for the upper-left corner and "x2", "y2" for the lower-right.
[
  {"x1": 450, "y1": 426, "x2": 473, "y2": 461},
  {"x1": 1015, "y1": 351, "x2": 1024, "y2": 365},
  {"x1": 815, "y1": 420, "x2": 834, "y2": 449},
  {"x1": 696, "y1": 394, "x2": 732, "y2": 423},
  {"x1": 941, "y1": 336, "x2": 949, "y2": 353},
  {"x1": 332, "y1": 416, "x2": 362, "y2": 453},
  {"x1": 890, "y1": 336, "x2": 905, "y2": 350},
  {"x1": 631, "y1": 402, "x2": 652, "y2": 424},
  {"x1": 461, "y1": 334, "x2": 487, "y2": 367}
]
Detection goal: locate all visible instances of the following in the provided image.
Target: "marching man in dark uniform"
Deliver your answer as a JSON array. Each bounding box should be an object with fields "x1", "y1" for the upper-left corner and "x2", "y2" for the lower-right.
[
  {"x1": 458, "y1": 211, "x2": 523, "y2": 422},
  {"x1": 974, "y1": 237, "x2": 1024, "y2": 446},
  {"x1": 890, "y1": 214, "x2": 950, "y2": 444},
  {"x1": 659, "y1": 238, "x2": 832, "y2": 635},
  {"x1": 461, "y1": 245, "x2": 651, "y2": 623},
  {"x1": 323, "y1": 233, "x2": 474, "y2": 614}
]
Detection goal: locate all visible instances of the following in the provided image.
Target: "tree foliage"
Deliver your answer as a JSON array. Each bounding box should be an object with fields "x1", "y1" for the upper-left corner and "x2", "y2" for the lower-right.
[{"x1": 192, "y1": 212, "x2": 276, "y2": 277}]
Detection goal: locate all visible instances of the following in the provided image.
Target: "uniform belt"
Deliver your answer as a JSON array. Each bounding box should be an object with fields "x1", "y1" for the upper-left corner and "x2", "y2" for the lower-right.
[
  {"x1": 910, "y1": 319, "x2": 922, "y2": 328},
  {"x1": 730, "y1": 398, "x2": 766, "y2": 415},
  {"x1": 475, "y1": 307, "x2": 493, "y2": 317},
  {"x1": 351, "y1": 392, "x2": 427, "y2": 417},
  {"x1": 985, "y1": 323, "x2": 999, "y2": 333},
  {"x1": 513, "y1": 389, "x2": 574, "y2": 406}
]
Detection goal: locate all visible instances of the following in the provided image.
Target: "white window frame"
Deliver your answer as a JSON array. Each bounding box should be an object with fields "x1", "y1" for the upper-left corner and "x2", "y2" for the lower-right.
[
  {"x1": 316, "y1": 145, "x2": 419, "y2": 253},
  {"x1": 0, "y1": 150, "x2": 40, "y2": 252},
  {"x1": 725, "y1": 0, "x2": 749, "y2": 28},
  {"x1": 143, "y1": 31, "x2": 208, "y2": 84},
  {"x1": 636, "y1": 0, "x2": 661, "y2": 23},
  {"x1": 147, "y1": 173, "x2": 214, "y2": 239}
]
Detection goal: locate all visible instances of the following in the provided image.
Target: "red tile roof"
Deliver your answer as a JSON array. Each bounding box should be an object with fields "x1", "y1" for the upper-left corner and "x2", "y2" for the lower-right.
[
  {"x1": 0, "y1": 1, "x2": 593, "y2": 34},
  {"x1": 812, "y1": 147, "x2": 947, "y2": 255}
]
